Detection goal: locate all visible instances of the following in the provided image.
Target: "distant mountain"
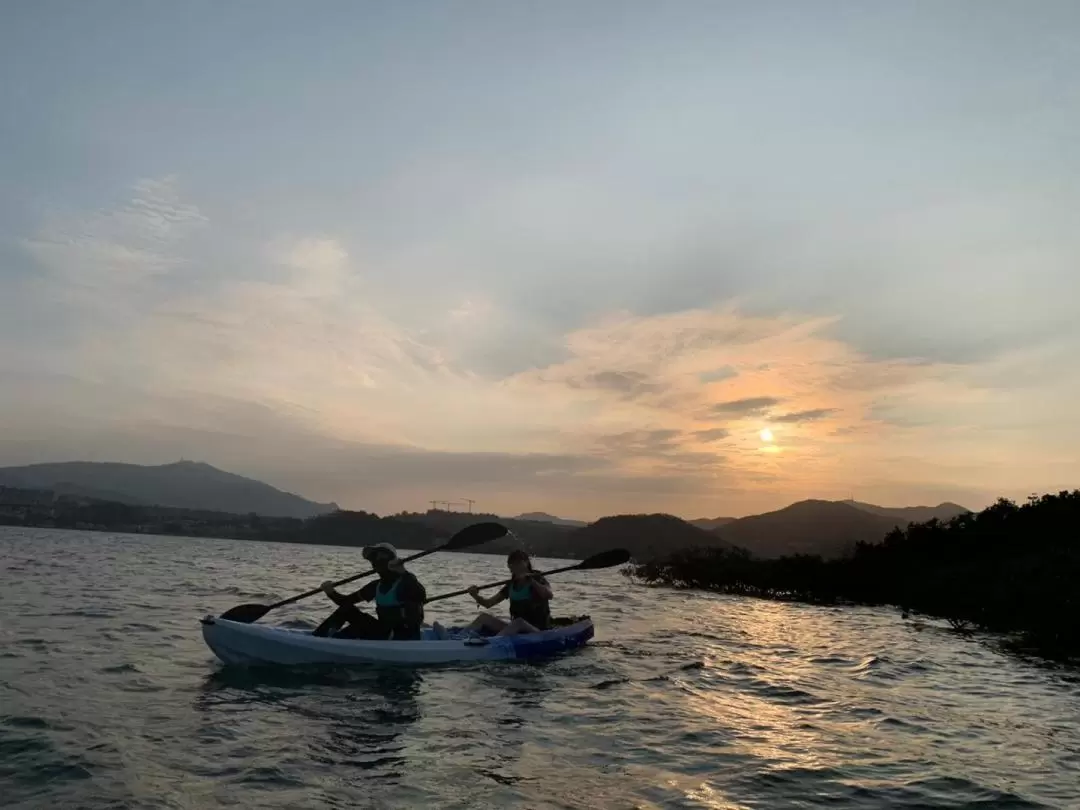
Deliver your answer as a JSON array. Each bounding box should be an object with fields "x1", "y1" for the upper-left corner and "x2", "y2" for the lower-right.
[
  {"x1": 513, "y1": 511, "x2": 587, "y2": 527},
  {"x1": 843, "y1": 500, "x2": 970, "y2": 524},
  {"x1": 0, "y1": 461, "x2": 976, "y2": 561},
  {"x1": 0, "y1": 461, "x2": 337, "y2": 519},
  {"x1": 689, "y1": 516, "x2": 736, "y2": 531},
  {"x1": 566, "y1": 513, "x2": 730, "y2": 562},
  {"x1": 714, "y1": 499, "x2": 904, "y2": 560}
]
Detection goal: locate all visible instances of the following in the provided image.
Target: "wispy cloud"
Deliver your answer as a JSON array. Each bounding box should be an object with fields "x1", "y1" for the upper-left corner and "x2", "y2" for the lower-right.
[
  {"x1": 568, "y1": 370, "x2": 661, "y2": 400},
  {"x1": 6, "y1": 169, "x2": 1080, "y2": 518},
  {"x1": 4, "y1": 3, "x2": 1080, "y2": 519},
  {"x1": 699, "y1": 367, "x2": 738, "y2": 384},
  {"x1": 594, "y1": 429, "x2": 683, "y2": 457},
  {"x1": 711, "y1": 396, "x2": 783, "y2": 416},
  {"x1": 771, "y1": 408, "x2": 839, "y2": 424},
  {"x1": 25, "y1": 176, "x2": 206, "y2": 293},
  {"x1": 694, "y1": 428, "x2": 731, "y2": 442}
]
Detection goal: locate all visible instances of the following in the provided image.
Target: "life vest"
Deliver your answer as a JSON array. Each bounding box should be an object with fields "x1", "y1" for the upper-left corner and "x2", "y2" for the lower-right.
[
  {"x1": 374, "y1": 574, "x2": 423, "y2": 635},
  {"x1": 508, "y1": 577, "x2": 551, "y2": 630}
]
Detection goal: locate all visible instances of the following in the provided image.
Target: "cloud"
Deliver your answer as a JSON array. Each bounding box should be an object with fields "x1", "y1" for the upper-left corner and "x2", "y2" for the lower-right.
[
  {"x1": 693, "y1": 428, "x2": 730, "y2": 442},
  {"x1": 8, "y1": 178, "x2": 1079, "y2": 519},
  {"x1": 13, "y1": 177, "x2": 210, "y2": 377},
  {"x1": 588, "y1": 370, "x2": 653, "y2": 393},
  {"x1": 24, "y1": 176, "x2": 207, "y2": 292},
  {"x1": 594, "y1": 429, "x2": 683, "y2": 457},
  {"x1": 771, "y1": 408, "x2": 839, "y2": 424},
  {"x1": 274, "y1": 236, "x2": 350, "y2": 298},
  {"x1": 711, "y1": 396, "x2": 783, "y2": 416},
  {"x1": 699, "y1": 367, "x2": 738, "y2": 384},
  {"x1": 568, "y1": 370, "x2": 661, "y2": 400}
]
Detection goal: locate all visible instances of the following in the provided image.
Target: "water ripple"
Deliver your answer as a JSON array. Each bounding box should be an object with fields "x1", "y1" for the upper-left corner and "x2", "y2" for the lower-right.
[{"x1": 2, "y1": 526, "x2": 1079, "y2": 809}]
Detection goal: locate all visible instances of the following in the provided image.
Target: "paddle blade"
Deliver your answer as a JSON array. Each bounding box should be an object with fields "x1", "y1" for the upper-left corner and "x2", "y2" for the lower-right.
[
  {"x1": 576, "y1": 548, "x2": 632, "y2": 570},
  {"x1": 218, "y1": 603, "x2": 272, "y2": 624},
  {"x1": 443, "y1": 521, "x2": 508, "y2": 550}
]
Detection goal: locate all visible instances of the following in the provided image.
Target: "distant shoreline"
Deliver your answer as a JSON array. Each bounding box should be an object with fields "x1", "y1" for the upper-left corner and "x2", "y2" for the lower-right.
[{"x1": 0, "y1": 521, "x2": 584, "y2": 561}]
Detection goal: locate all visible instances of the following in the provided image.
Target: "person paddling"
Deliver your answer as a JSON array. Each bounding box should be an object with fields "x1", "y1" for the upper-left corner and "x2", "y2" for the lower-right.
[
  {"x1": 457, "y1": 550, "x2": 553, "y2": 637},
  {"x1": 312, "y1": 543, "x2": 426, "y2": 640}
]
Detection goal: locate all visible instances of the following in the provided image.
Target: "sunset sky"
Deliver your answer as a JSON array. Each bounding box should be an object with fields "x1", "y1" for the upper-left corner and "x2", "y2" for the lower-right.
[{"x1": 2, "y1": 2, "x2": 1078, "y2": 519}]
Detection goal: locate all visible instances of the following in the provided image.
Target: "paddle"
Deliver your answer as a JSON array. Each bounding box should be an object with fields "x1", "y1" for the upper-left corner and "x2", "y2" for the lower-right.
[
  {"x1": 219, "y1": 521, "x2": 509, "y2": 623},
  {"x1": 423, "y1": 548, "x2": 631, "y2": 604}
]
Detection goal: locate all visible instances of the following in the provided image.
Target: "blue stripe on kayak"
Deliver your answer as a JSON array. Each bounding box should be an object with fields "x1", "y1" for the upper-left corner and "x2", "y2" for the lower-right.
[{"x1": 507, "y1": 624, "x2": 594, "y2": 659}]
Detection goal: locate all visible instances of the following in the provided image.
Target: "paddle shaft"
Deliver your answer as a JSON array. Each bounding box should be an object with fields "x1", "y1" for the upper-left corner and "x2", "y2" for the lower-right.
[
  {"x1": 218, "y1": 521, "x2": 509, "y2": 623},
  {"x1": 267, "y1": 544, "x2": 449, "y2": 611},
  {"x1": 425, "y1": 561, "x2": 585, "y2": 605}
]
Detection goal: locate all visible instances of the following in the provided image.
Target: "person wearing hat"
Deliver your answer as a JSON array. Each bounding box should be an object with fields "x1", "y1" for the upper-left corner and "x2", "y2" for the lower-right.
[{"x1": 311, "y1": 543, "x2": 427, "y2": 640}]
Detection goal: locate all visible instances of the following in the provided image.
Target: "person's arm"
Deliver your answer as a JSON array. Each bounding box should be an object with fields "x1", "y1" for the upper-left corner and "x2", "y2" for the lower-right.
[
  {"x1": 321, "y1": 579, "x2": 376, "y2": 606},
  {"x1": 469, "y1": 584, "x2": 507, "y2": 610},
  {"x1": 529, "y1": 574, "x2": 553, "y2": 601}
]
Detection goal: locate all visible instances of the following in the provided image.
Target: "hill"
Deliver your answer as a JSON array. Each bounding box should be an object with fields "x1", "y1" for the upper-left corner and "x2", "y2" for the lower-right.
[
  {"x1": 684, "y1": 500, "x2": 968, "y2": 538},
  {"x1": 844, "y1": 500, "x2": 970, "y2": 524},
  {"x1": 0, "y1": 460, "x2": 975, "y2": 561},
  {"x1": 514, "y1": 511, "x2": 587, "y2": 527},
  {"x1": 0, "y1": 461, "x2": 337, "y2": 518},
  {"x1": 715, "y1": 499, "x2": 904, "y2": 559},
  {"x1": 565, "y1": 513, "x2": 730, "y2": 561},
  {"x1": 689, "y1": 516, "x2": 737, "y2": 531}
]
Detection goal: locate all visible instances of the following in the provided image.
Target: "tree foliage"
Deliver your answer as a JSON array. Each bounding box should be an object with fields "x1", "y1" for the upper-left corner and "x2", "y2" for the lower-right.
[{"x1": 629, "y1": 491, "x2": 1080, "y2": 658}]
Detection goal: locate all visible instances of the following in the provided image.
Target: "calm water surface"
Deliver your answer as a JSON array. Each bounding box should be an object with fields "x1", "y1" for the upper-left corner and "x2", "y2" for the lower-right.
[{"x1": 2, "y1": 528, "x2": 1079, "y2": 809}]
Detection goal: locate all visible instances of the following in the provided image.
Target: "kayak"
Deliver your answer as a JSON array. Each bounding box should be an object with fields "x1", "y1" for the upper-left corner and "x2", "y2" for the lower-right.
[{"x1": 200, "y1": 615, "x2": 595, "y2": 667}]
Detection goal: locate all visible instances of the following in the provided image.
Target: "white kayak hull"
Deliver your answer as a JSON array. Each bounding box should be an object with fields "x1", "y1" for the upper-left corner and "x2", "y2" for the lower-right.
[{"x1": 200, "y1": 616, "x2": 595, "y2": 667}]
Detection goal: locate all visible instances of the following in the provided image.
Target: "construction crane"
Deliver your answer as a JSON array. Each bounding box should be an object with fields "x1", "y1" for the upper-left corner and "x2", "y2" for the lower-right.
[{"x1": 429, "y1": 499, "x2": 472, "y2": 512}]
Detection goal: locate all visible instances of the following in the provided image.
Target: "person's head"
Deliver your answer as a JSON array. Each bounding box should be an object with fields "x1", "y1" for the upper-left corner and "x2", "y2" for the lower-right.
[
  {"x1": 362, "y1": 542, "x2": 400, "y2": 573},
  {"x1": 507, "y1": 549, "x2": 533, "y2": 578}
]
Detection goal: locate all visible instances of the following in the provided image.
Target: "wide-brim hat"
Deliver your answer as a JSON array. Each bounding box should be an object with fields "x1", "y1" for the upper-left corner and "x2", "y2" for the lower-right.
[{"x1": 362, "y1": 542, "x2": 399, "y2": 562}]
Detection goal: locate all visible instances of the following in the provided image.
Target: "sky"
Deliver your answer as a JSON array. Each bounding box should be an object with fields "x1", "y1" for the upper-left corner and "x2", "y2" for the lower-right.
[{"x1": 1, "y1": 1, "x2": 1078, "y2": 520}]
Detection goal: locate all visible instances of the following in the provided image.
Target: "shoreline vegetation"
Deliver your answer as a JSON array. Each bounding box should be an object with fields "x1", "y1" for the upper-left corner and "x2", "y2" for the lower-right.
[
  {"x1": 628, "y1": 491, "x2": 1080, "y2": 661},
  {"x1": 0, "y1": 487, "x2": 581, "y2": 557}
]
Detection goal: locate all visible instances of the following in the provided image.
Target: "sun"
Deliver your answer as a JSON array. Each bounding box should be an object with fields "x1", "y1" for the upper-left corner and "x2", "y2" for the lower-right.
[{"x1": 759, "y1": 428, "x2": 774, "y2": 442}]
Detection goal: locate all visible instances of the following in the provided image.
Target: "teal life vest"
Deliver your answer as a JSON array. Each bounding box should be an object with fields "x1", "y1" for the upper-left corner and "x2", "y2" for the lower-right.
[
  {"x1": 373, "y1": 573, "x2": 424, "y2": 638},
  {"x1": 375, "y1": 577, "x2": 402, "y2": 608},
  {"x1": 508, "y1": 576, "x2": 551, "y2": 630},
  {"x1": 509, "y1": 580, "x2": 533, "y2": 602}
]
